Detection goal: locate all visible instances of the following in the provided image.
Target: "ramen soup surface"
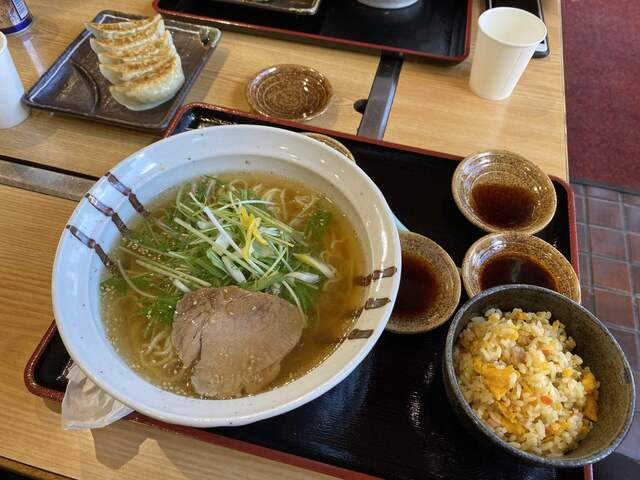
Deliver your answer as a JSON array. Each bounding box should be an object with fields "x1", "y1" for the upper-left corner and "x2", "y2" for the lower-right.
[{"x1": 101, "y1": 173, "x2": 366, "y2": 398}]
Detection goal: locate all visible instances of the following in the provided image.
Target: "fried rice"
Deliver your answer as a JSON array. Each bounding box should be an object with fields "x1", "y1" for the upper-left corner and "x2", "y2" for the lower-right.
[{"x1": 454, "y1": 308, "x2": 599, "y2": 456}]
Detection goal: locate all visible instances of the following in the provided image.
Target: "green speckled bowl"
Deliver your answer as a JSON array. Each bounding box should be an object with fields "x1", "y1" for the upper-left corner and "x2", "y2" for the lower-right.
[{"x1": 443, "y1": 285, "x2": 635, "y2": 468}]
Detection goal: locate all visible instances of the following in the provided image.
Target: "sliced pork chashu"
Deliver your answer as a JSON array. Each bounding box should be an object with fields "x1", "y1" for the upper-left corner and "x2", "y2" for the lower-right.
[{"x1": 171, "y1": 286, "x2": 304, "y2": 398}]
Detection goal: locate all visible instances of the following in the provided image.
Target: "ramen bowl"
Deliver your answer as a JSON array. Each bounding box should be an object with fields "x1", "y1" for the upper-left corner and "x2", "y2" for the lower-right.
[{"x1": 52, "y1": 125, "x2": 402, "y2": 427}]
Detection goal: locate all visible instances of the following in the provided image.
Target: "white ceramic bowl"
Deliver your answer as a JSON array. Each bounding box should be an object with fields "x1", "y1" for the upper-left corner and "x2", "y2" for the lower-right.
[
  {"x1": 357, "y1": 0, "x2": 419, "y2": 9},
  {"x1": 52, "y1": 125, "x2": 401, "y2": 427}
]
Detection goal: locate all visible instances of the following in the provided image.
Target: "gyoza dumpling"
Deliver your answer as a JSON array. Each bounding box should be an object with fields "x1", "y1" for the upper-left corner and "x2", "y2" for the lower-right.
[
  {"x1": 97, "y1": 31, "x2": 175, "y2": 65},
  {"x1": 109, "y1": 55, "x2": 185, "y2": 111},
  {"x1": 99, "y1": 52, "x2": 175, "y2": 84},
  {"x1": 90, "y1": 18, "x2": 165, "y2": 54},
  {"x1": 86, "y1": 14, "x2": 163, "y2": 40}
]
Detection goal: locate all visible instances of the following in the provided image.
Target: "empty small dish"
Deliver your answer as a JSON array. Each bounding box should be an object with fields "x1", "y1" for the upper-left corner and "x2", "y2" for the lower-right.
[
  {"x1": 301, "y1": 132, "x2": 355, "y2": 162},
  {"x1": 247, "y1": 64, "x2": 332, "y2": 122},
  {"x1": 462, "y1": 232, "x2": 581, "y2": 302},
  {"x1": 387, "y1": 231, "x2": 461, "y2": 334},
  {"x1": 452, "y1": 150, "x2": 557, "y2": 235}
]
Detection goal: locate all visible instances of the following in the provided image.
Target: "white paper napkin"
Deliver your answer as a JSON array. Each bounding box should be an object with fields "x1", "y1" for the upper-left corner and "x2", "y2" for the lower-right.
[{"x1": 61, "y1": 364, "x2": 133, "y2": 430}]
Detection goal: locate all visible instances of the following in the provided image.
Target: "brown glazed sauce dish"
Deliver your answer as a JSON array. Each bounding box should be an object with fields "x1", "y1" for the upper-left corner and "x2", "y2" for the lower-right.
[
  {"x1": 452, "y1": 150, "x2": 557, "y2": 235},
  {"x1": 388, "y1": 231, "x2": 461, "y2": 334},
  {"x1": 246, "y1": 64, "x2": 332, "y2": 122},
  {"x1": 462, "y1": 232, "x2": 581, "y2": 303}
]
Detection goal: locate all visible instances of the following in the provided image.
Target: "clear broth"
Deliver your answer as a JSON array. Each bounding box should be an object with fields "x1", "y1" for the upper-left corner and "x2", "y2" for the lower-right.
[{"x1": 102, "y1": 173, "x2": 366, "y2": 398}]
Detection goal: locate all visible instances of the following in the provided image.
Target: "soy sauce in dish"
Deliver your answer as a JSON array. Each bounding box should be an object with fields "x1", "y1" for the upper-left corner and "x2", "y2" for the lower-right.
[
  {"x1": 480, "y1": 252, "x2": 557, "y2": 291},
  {"x1": 471, "y1": 183, "x2": 536, "y2": 228},
  {"x1": 394, "y1": 252, "x2": 439, "y2": 316}
]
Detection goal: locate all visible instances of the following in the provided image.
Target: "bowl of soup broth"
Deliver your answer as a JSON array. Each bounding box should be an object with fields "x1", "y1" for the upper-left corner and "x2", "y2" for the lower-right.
[{"x1": 52, "y1": 125, "x2": 401, "y2": 427}]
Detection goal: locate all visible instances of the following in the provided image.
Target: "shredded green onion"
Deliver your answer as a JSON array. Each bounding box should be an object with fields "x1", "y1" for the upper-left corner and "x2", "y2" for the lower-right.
[{"x1": 102, "y1": 177, "x2": 337, "y2": 327}]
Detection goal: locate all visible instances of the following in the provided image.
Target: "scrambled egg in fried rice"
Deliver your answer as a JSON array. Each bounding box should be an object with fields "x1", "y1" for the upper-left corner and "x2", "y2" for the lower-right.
[{"x1": 454, "y1": 308, "x2": 599, "y2": 456}]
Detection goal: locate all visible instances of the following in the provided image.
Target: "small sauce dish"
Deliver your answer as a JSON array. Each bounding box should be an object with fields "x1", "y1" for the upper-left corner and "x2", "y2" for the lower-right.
[
  {"x1": 246, "y1": 64, "x2": 332, "y2": 122},
  {"x1": 452, "y1": 150, "x2": 557, "y2": 235},
  {"x1": 301, "y1": 132, "x2": 356, "y2": 162},
  {"x1": 387, "y1": 231, "x2": 461, "y2": 334},
  {"x1": 462, "y1": 232, "x2": 581, "y2": 302}
]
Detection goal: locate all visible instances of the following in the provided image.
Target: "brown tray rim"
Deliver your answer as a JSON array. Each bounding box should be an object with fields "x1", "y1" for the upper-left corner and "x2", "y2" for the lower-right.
[
  {"x1": 22, "y1": 10, "x2": 222, "y2": 133},
  {"x1": 151, "y1": 0, "x2": 473, "y2": 63},
  {"x1": 23, "y1": 102, "x2": 587, "y2": 479}
]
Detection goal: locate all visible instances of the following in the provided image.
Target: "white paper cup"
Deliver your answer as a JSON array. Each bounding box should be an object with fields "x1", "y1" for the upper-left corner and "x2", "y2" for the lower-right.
[
  {"x1": 0, "y1": 32, "x2": 30, "y2": 128},
  {"x1": 469, "y1": 7, "x2": 547, "y2": 101}
]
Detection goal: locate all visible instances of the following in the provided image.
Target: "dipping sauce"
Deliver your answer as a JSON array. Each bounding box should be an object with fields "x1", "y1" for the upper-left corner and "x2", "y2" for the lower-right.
[
  {"x1": 394, "y1": 252, "x2": 440, "y2": 317},
  {"x1": 479, "y1": 252, "x2": 557, "y2": 291},
  {"x1": 471, "y1": 183, "x2": 536, "y2": 229}
]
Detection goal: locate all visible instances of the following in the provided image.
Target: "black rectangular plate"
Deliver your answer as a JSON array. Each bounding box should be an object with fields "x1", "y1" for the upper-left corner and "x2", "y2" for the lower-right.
[
  {"x1": 26, "y1": 104, "x2": 584, "y2": 480},
  {"x1": 211, "y1": 0, "x2": 322, "y2": 15},
  {"x1": 23, "y1": 11, "x2": 221, "y2": 133},
  {"x1": 153, "y1": 0, "x2": 472, "y2": 63}
]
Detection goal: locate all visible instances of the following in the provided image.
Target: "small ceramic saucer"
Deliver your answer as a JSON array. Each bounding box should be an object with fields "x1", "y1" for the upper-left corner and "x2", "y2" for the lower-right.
[
  {"x1": 387, "y1": 231, "x2": 461, "y2": 334},
  {"x1": 301, "y1": 132, "x2": 356, "y2": 162},
  {"x1": 451, "y1": 150, "x2": 557, "y2": 235},
  {"x1": 246, "y1": 64, "x2": 332, "y2": 122},
  {"x1": 462, "y1": 232, "x2": 581, "y2": 302}
]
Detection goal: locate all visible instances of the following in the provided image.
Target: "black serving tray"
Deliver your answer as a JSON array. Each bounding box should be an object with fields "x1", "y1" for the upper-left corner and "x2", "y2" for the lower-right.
[
  {"x1": 25, "y1": 103, "x2": 587, "y2": 480},
  {"x1": 23, "y1": 11, "x2": 221, "y2": 133},
  {"x1": 153, "y1": 0, "x2": 472, "y2": 64}
]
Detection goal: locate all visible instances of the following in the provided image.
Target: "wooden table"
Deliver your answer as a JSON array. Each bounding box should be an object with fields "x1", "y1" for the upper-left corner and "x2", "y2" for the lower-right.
[
  {"x1": 0, "y1": 0, "x2": 380, "y2": 178},
  {"x1": 0, "y1": 0, "x2": 568, "y2": 479},
  {"x1": 385, "y1": 0, "x2": 568, "y2": 179}
]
